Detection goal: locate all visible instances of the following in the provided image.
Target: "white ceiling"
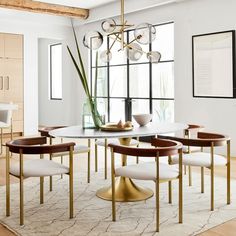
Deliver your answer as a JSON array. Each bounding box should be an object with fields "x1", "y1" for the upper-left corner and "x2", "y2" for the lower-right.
[{"x1": 33, "y1": 0, "x2": 118, "y2": 9}]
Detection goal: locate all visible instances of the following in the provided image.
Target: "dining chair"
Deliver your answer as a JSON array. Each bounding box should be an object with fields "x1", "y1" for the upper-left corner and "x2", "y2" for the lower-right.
[
  {"x1": 109, "y1": 138, "x2": 183, "y2": 232},
  {"x1": 39, "y1": 126, "x2": 91, "y2": 188},
  {"x1": 159, "y1": 132, "x2": 230, "y2": 211},
  {"x1": 183, "y1": 124, "x2": 204, "y2": 185},
  {"x1": 6, "y1": 136, "x2": 75, "y2": 225},
  {"x1": 95, "y1": 137, "x2": 139, "y2": 179},
  {"x1": 0, "y1": 105, "x2": 13, "y2": 154}
]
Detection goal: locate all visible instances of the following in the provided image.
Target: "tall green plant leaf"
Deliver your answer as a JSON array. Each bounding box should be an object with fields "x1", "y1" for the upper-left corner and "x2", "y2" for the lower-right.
[{"x1": 67, "y1": 46, "x2": 90, "y2": 97}]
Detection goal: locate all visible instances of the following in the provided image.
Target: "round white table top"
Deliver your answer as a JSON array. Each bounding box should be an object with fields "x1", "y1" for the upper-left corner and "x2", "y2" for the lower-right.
[{"x1": 49, "y1": 122, "x2": 187, "y2": 139}]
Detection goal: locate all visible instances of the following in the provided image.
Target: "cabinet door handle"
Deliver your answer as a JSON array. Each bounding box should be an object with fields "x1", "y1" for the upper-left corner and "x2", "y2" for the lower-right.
[
  {"x1": 5, "y1": 76, "x2": 9, "y2": 90},
  {"x1": 0, "y1": 76, "x2": 3, "y2": 90}
]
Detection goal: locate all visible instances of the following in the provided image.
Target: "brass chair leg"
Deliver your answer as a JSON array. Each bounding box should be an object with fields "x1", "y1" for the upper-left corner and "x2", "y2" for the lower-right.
[
  {"x1": 111, "y1": 148, "x2": 116, "y2": 221},
  {"x1": 136, "y1": 138, "x2": 139, "y2": 164},
  {"x1": 40, "y1": 177, "x2": 44, "y2": 204},
  {"x1": 87, "y1": 139, "x2": 91, "y2": 183},
  {"x1": 61, "y1": 156, "x2": 63, "y2": 179},
  {"x1": 168, "y1": 181, "x2": 172, "y2": 204},
  {"x1": 168, "y1": 155, "x2": 172, "y2": 204},
  {"x1": 227, "y1": 140, "x2": 231, "y2": 205},
  {"x1": 105, "y1": 139, "x2": 108, "y2": 180},
  {"x1": 201, "y1": 167, "x2": 204, "y2": 193},
  {"x1": 210, "y1": 143, "x2": 214, "y2": 211},
  {"x1": 49, "y1": 153, "x2": 53, "y2": 192},
  {"x1": 184, "y1": 165, "x2": 186, "y2": 175},
  {"x1": 155, "y1": 156, "x2": 160, "y2": 232},
  {"x1": 69, "y1": 147, "x2": 74, "y2": 219},
  {"x1": 40, "y1": 154, "x2": 44, "y2": 204},
  {"x1": 49, "y1": 138, "x2": 53, "y2": 192},
  {"x1": 179, "y1": 150, "x2": 183, "y2": 223},
  {"x1": 95, "y1": 139, "x2": 98, "y2": 172},
  {"x1": 19, "y1": 151, "x2": 24, "y2": 226},
  {"x1": 6, "y1": 147, "x2": 10, "y2": 216},
  {"x1": 188, "y1": 166, "x2": 192, "y2": 186}
]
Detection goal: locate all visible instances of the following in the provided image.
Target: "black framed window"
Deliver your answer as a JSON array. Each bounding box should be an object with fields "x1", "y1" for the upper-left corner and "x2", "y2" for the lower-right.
[
  {"x1": 90, "y1": 22, "x2": 174, "y2": 122},
  {"x1": 49, "y1": 43, "x2": 62, "y2": 100}
]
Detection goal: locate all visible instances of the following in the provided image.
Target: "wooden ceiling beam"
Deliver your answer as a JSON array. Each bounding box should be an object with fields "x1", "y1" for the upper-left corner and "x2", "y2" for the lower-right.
[{"x1": 0, "y1": 0, "x2": 89, "y2": 19}]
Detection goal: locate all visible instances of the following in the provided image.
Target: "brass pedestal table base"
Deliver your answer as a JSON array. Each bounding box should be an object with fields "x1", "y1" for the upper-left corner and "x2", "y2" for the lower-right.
[
  {"x1": 96, "y1": 176, "x2": 153, "y2": 202},
  {"x1": 96, "y1": 137, "x2": 154, "y2": 202}
]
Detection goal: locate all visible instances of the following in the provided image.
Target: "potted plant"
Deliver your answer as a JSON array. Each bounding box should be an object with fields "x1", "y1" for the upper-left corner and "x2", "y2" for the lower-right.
[{"x1": 67, "y1": 25, "x2": 104, "y2": 129}]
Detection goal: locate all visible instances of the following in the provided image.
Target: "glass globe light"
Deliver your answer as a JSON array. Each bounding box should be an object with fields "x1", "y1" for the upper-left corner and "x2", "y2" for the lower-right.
[
  {"x1": 126, "y1": 43, "x2": 143, "y2": 61},
  {"x1": 147, "y1": 51, "x2": 161, "y2": 63},
  {"x1": 101, "y1": 19, "x2": 116, "y2": 33},
  {"x1": 83, "y1": 31, "x2": 103, "y2": 50},
  {"x1": 134, "y1": 23, "x2": 156, "y2": 45},
  {"x1": 100, "y1": 50, "x2": 112, "y2": 63}
]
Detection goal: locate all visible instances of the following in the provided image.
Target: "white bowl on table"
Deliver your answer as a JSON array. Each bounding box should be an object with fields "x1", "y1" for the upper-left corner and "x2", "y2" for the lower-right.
[{"x1": 133, "y1": 114, "x2": 153, "y2": 126}]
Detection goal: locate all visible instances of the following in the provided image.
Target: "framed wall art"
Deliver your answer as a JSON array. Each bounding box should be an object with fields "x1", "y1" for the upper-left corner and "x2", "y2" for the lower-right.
[{"x1": 192, "y1": 30, "x2": 236, "y2": 98}]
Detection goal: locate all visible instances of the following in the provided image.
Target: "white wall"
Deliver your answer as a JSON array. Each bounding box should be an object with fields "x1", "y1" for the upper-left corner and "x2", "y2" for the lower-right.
[
  {"x1": 0, "y1": 8, "x2": 83, "y2": 134},
  {"x1": 75, "y1": 0, "x2": 236, "y2": 155}
]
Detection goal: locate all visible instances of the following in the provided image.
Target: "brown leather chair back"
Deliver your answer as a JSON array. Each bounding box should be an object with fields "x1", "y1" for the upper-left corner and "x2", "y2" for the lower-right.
[{"x1": 6, "y1": 136, "x2": 75, "y2": 155}]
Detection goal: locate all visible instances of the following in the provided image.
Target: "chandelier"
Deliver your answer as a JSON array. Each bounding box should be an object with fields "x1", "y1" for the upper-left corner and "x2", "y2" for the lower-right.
[{"x1": 83, "y1": 0, "x2": 161, "y2": 63}]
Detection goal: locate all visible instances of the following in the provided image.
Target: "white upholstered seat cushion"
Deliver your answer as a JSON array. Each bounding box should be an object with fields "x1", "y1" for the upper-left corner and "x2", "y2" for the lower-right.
[
  {"x1": 95, "y1": 139, "x2": 139, "y2": 147},
  {"x1": 115, "y1": 162, "x2": 179, "y2": 181},
  {"x1": 171, "y1": 152, "x2": 227, "y2": 167},
  {"x1": 182, "y1": 145, "x2": 201, "y2": 153},
  {"x1": 0, "y1": 121, "x2": 10, "y2": 128},
  {"x1": 52, "y1": 145, "x2": 90, "y2": 157},
  {"x1": 10, "y1": 159, "x2": 69, "y2": 177}
]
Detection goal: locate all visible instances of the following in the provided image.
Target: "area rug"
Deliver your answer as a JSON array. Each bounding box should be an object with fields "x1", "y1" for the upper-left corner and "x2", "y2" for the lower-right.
[{"x1": 0, "y1": 170, "x2": 235, "y2": 236}]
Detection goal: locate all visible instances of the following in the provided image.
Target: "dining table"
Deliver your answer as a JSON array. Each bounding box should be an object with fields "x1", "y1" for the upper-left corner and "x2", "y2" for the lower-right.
[{"x1": 50, "y1": 122, "x2": 187, "y2": 202}]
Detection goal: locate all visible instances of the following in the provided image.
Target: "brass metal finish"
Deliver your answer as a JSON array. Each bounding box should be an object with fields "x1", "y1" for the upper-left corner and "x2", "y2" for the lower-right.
[
  {"x1": 40, "y1": 154, "x2": 44, "y2": 204},
  {"x1": 87, "y1": 139, "x2": 91, "y2": 183},
  {"x1": 49, "y1": 137, "x2": 53, "y2": 192},
  {"x1": 201, "y1": 167, "x2": 204, "y2": 193},
  {"x1": 19, "y1": 150, "x2": 24, "y2": 226},
  {"x1": 179, "y1": 150, "x2": 183, "y2": 223},
  {"x1": 227, "y1": 140, "x2": 231, "y2": 204},
  {"x1": 168, "y1": 155, "x2": 172, "y2": 204},
  {"x1": 111, "y1": 148, "x2": 116, "y2": 221},
  {"x1": 6, "y1": 146, "x2": 10, "y2": 216},
  {"x1": 97, "y1": 176, "x2": 153, "y2": 202},
  {"x1": 188, "y1": 166, "x2": 192, "y2": 186},
  {"x1": 210, "y1": 142, "x2": 214, "y2": 211},
  {"x1": 156, "y1": 155, "x2": 160, "y2": 232},
  {"x1": 69, "y1": 146, "x2": 74, "y2": 219},
  {"x1": 61, "y1": 138, "x2": 63, "y2": 179},
  {"x1": 120, "y1": 0, "x2": 124, "y2": 50},
  {"x1": 95, "y1": 139, "x2": 98, "y2": 172},
  {"x1": 97, "y1": 136, "x2": 153, "y2": 202},
  {"x1": 105, "y1": 139, "x2": 108, "y2": 179},
  {"x1": 136, "y1": 137, "x2": 139, "y2": 164}
]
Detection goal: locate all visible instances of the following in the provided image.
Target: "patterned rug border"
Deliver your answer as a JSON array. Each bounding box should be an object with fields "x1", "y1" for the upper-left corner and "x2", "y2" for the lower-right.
[{"x1": 0, "y1": 171, "x2": 235, "y2": 236}]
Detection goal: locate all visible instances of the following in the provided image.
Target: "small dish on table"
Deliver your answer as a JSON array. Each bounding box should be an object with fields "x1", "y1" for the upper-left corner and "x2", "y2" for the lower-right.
[
  {"x1": 133, "y1": 114, "x2": 152, "y2": 126},
  {"x1": 100, "y1": 121, "x2": 133, "y2": 132}
]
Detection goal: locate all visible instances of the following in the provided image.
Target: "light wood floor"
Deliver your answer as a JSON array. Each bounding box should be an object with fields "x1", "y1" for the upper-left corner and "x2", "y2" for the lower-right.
[{"x1": 0, "y1": 140, "x2": 235, "y2": 236}]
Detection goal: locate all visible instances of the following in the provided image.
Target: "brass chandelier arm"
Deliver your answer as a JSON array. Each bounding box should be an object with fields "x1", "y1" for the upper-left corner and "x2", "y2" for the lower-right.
[
  {"x1": 109, "y1": 34, "x2": 148, "y2": 55},
  {"x1": 109, "y1": 33, "x2": 120, "y2": 51},
  {"x1": 120, "y1": 0, "x2": 125, "y2": 50}
]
